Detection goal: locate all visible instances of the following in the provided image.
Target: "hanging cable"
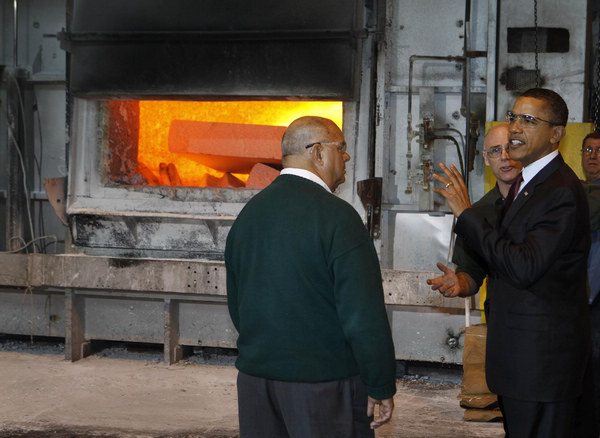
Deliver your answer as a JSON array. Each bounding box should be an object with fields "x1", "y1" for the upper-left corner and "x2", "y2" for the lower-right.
[
  {"x1": 2, "y1": 235, "x2": 57, "y2": 254},
  {"x1": 432, "y1": 135, "x2": 465, "y2": 177},
  {"x1": 433, "y1": 127, "x2": 466, "y2": 155},
  {"x1": 0, "y1": 76, "x2": 37, "y2": 253},
  {"x1": 533, "y1": 0, "x2": 541, "y2": 87}
]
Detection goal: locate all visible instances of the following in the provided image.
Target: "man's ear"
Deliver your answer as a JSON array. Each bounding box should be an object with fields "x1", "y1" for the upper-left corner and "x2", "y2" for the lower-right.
[
  {"x1": 550, "y1": 125, "x2": 566, "y2": 144},
  {"x1": 311, "y1": 143, "x2": 323, "y2": 163},
  {"x1": 483, "y1": 152, "x2": 490, "y2": 167}
]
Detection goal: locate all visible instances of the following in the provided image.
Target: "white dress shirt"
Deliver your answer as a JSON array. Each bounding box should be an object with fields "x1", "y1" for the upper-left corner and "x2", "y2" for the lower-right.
[
  {"x1": 517, "y1": 149, "x2": 559, "y2": 197},
  {"x1": 280, "y1": 168, "x2": 331, "y2": 193}
]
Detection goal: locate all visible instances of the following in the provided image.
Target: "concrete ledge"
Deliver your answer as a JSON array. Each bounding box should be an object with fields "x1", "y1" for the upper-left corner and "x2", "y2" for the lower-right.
[{"x1": 0, "y1": 254, "x2": 470, "y2": 309}]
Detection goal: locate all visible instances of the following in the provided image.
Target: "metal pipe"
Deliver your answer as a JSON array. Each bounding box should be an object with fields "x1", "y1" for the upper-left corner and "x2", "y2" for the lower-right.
[
  {"x1": 407, "y1": 55, "x2": 466, "y2": 119},
  {"x1": 13, "y1": 0, "x2": 18, "y2": 67},
  {"x1": 59, "y1": 29, "x2": 366, "y2": 43},
  {"x1": 463, "y1": 0, "x2": 472, "y2": 187},
  {"x1": 366, "y1": 5, "x2": 383, "y2": 180},
  {"x1": 406, "y1": 55, "x2": 466, "y2": 194},
  {"x1": 431, "y1": 135, "x2": 464, "y2": 177}
]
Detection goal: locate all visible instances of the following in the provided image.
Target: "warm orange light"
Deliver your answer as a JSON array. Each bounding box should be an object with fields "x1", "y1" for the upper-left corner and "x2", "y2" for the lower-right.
[{"x1": 137, "y1": 101, "x2": 343, "y2": 187}]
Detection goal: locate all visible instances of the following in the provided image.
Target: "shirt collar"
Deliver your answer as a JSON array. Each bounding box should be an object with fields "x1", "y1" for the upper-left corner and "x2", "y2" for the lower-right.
[
  {"x1": 280, "y1": 168, "x2": 331, "y2": 193},
  {"x1": 519, "y1": 150, "x2": 559, "y2": 195}
]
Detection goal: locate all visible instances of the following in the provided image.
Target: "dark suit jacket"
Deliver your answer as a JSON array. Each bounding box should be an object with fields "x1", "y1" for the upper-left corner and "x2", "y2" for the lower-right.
[{"x1": 455, "y1": 153, "x2": 591, "y2": 402}]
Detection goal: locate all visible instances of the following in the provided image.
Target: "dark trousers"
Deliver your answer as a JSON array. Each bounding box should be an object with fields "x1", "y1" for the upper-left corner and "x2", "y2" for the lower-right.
[
  {"x1": 591, "y1": 298, "x2": 600, "y2": 431},
  {"x1": 573, "y1": 348, "x2": 600, "y2": 437},
  {"x1": 236, "y1": 372, "x2": 374, "y2": 438},
  {"x1": 498, "y1": 356, "x2": 599, "y2": 438},
  {"x1": 498, "y1": 395, "x2": 578, "y2": 438}
]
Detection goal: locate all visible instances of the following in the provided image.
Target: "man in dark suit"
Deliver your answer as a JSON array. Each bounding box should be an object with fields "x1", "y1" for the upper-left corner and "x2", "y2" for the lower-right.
[
  {"x1": 427, "y1": 123, "x2": 522, "y2": 298},
  {"x1": 581, "y1": 132, "x2": 600, "y2": 432},
  {"x1": 433, "y1": 88, "x2": 597, "y2": 437}
]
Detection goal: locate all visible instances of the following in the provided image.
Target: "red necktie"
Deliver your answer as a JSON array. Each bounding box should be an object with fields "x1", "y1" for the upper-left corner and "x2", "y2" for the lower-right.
[{"x1": 502, "y1": 173, "x2": 524, "y2": 217}]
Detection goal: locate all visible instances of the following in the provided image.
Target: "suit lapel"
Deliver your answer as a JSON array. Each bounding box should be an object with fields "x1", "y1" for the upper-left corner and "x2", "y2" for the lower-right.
[{"x1": 499, "y1": 154, "x2": 564, "y2": 231}]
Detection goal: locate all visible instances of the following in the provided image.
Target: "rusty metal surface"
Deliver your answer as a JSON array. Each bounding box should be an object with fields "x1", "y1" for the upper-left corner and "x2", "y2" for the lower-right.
[
  {"x1": 0, "y1": 254, "x2": 29, "y2": 286},
  {"x1": 43, "y1": 177, "x2": 68, "y2": 226}
]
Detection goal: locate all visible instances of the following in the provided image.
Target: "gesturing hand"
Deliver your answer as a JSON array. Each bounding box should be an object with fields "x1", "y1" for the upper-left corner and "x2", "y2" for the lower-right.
[
  {"x1": 432, "y1": 163, "x2": 472, "y2": 217},
  {"x1": 427, "y1": 262, "x2": 478, "y2": 298}
]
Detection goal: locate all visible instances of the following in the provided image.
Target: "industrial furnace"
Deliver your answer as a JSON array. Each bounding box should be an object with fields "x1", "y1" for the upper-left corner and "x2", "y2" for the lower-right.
[{"x1": 0, "y1": 0, "x2": 597, "y2": 366}]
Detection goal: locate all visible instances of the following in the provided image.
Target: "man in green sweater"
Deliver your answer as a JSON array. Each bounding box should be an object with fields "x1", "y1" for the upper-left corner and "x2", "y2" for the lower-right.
[{"x1": 225, "y1": 116, "x2": 396, "y2": 437}]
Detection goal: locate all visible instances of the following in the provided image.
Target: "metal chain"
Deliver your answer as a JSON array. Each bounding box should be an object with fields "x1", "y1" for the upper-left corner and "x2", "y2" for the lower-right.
[{"x1": 534, "y1": 0, "x2": 540, "y2": 87}]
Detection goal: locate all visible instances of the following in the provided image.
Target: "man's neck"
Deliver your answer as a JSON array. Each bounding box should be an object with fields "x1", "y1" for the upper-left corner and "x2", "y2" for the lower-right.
[
  {"x1": 497, "y1": 181, "x2": 513, "y2": 198},
  {"x1": 587, "y1": 176, "x2": 600, "y2": 185}
]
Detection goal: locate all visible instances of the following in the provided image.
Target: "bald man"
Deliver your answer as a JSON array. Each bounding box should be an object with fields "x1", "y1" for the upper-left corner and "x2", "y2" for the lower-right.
[
  {"x1": 225, "y1": 116, "x2": 396, "y2": 438},
  {"x1": 428, "y1": 124, "x2": 523, "y2": 298}
]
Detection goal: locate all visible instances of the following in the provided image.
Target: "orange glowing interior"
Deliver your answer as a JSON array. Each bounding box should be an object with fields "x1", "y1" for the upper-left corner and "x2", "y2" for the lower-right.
[{"x1": 136, "y1": 101, "x2": 343, "y2": 188}]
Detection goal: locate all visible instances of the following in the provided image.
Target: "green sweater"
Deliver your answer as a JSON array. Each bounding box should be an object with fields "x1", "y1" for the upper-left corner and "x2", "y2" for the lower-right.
[{"x1": 225, "y1": 174, "x2": 396, "y2": 400}]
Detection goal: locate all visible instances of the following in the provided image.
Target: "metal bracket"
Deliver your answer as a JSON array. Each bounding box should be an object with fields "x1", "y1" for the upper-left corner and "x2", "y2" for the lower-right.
[{"x1": 357, "y1": 177, "x2": 382, "y2": 239}]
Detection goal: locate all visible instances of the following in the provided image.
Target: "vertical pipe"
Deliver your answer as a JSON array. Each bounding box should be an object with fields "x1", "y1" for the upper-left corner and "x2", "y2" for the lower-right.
[
  {"x1": 406, "y1": 57, "x2": 414, "y2": 194},
  {"x1": 13, "y1": 0, "x2": 18, "y2": 67},
  {"x1": 485, "y1": 0, "x2": 500, "y2": 121},
  {"x1": 366, "y1": 3, "x2": 381, "y2": 179},
  {"x1": 463, "y1": 0, "x2": 472, "y2": 329},
  {"x1": 65, "y1": 0, "x2": 74, "y2": 222},
  {"x1": 463, "y1": 0, "x2": 471, "y2": 187}
]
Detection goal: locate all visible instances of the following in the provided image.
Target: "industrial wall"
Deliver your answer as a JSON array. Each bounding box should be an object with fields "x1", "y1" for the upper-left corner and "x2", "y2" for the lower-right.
[{"x1": 0, "y1": 0, "x2": 599, "y2": 365}]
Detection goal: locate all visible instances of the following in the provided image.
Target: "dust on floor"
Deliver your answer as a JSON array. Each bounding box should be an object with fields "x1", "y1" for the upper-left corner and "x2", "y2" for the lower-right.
[{"x1": 0, "y1": 344, "x2": 503, "y2": 438}]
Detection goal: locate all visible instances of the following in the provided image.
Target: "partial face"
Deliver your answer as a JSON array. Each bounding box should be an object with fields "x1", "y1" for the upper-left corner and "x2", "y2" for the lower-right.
[
  {"x1": 507, "y1": 97, "x2": 564, "y2": 167},
  {"x1": 483, "y1": 126, "x2": 522, "y2": 186},
  {"x1": 320, "y1": 133, "x2": 351, "y2": 192},
  {"x1": 303, "y1": 120, "x2": 351, "y2": 191},
  {"x1": 582, "y1": 137, "x2": 600, "y2": 183}
]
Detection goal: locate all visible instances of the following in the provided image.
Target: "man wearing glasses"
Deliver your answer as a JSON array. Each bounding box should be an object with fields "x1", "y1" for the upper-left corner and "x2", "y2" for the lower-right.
[
  {"x1": 225, "y1": 116, "x2": 396, "y2": 437},
  {"x1": 434, "y1": 88, "x2": 597, "y2": 436},
  {"x1": 581, "y1": 131, "x2": 600, "y2": 432},
  {"x1": 427, "y1": 123, "x2": 522, "y2": 299},
  {"x1": 582, "y1": 132, "x2": 600, "y2": 185}
]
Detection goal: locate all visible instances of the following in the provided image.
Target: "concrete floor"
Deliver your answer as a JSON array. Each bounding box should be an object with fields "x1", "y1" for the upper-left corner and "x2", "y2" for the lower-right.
[{"x1": 0, "y1": 340, "x2": 505, "y2": 438}]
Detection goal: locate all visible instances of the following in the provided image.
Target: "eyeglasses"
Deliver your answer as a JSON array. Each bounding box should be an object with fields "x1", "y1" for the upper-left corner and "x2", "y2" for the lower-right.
[
  {"x1": 484, "y1": 143, "x2": 509, "y2": 159},
  {"x1": 506, "y1": 111, "x2": 561, "y2": 128},
  {"x1": 305, "y1": 141, "x2": 347, "y2": 153},
  {"x1": 582, "y1": 145, "x2": 600, "y2": 156}
]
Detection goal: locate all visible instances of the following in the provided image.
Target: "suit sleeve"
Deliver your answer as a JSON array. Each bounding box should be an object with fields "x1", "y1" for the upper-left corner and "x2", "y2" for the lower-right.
[
  {"x1": 452, "y1": 235, "x2": 488, "y2": 288},
  {"x1": 454, "y1": 186, "x2": 580, "y2": 290}
]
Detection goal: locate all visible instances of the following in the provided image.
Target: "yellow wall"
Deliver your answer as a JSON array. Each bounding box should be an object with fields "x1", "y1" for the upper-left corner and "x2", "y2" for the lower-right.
[{"x1": 478, "y1": 122, "x2": 595, "y2": 319}]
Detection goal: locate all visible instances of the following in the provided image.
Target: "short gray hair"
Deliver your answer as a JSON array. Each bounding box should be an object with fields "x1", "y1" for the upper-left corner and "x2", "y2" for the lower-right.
[{"x1": 281, "y1": 116, "x2": 337, "y2": 157}]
